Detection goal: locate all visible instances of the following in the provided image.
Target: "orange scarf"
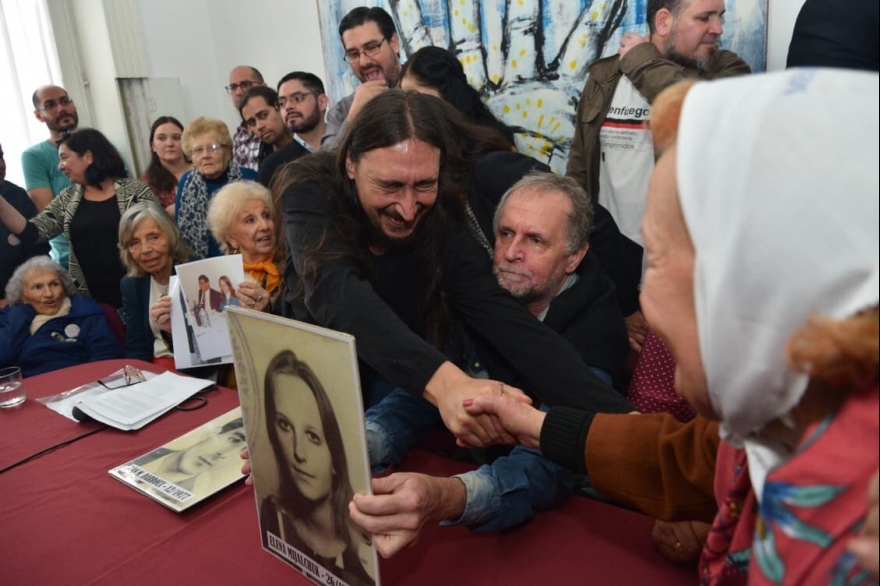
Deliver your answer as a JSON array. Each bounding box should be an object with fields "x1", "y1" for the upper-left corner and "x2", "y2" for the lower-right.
[{"x1": 244, "y1": 259, "x2": 281, "y2": 293}]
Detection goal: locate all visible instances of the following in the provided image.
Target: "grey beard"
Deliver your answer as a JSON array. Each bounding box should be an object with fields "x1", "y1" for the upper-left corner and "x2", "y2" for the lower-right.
[{"x1": 664, "y1": 43, "x2": 718, "y2": 72}]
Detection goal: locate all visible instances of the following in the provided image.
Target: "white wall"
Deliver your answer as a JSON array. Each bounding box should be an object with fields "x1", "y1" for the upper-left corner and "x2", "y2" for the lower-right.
[
  {"x1": 67, "y1": 0, "x2": 136, "y2": 170},
  {"x1": 134, "y1": 0, "x2": 328, "y2": 132},
  {"x1": 46, "y1": 0, "x2": 803, "y2": 176},
  {"x1": 766, "y1": 0, "x2": 807, "y2": 71}
]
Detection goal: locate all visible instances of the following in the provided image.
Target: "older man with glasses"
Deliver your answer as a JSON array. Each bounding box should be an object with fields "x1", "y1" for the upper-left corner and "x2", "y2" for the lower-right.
[
  {"x1": 226, "y1": 66, "x2": 267, "y2": 171},
  {"x1": 21, "y1": 85, "x2": 82, "y2": 269},
  {"x1": 321, "y1": 6, "x2": 403, "y2": 151}
]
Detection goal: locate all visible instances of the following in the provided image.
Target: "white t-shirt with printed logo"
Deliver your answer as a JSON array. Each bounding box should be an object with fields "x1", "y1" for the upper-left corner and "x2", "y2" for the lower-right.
[{"x1": 597, "y1": 75, "x2": 654, "y2": 246}]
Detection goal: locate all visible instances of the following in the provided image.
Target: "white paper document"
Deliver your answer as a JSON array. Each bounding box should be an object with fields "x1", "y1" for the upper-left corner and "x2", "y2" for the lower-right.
[{"x1": 74, "y1": 372, "x2": 214, "y2": 430}]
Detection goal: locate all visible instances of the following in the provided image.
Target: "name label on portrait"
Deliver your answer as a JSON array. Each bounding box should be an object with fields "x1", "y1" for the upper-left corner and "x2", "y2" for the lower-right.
[
  {"x1": 119, "y1": 464, "x2": 195, "y2": 503},
  {"x1": 266, "y1": 530, "x2": 351, "y2": 586}
]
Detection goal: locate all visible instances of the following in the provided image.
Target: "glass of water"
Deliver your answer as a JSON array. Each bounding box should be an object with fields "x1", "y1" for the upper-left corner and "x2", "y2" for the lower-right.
[{"x1": 0, "y1": 367, "x2": 26, "y2": 408}]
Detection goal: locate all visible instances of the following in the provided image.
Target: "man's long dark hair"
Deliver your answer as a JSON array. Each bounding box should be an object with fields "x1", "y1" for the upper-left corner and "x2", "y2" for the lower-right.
[{"x1": 276, "y1": 89, "x2": 510, "y2": 351}]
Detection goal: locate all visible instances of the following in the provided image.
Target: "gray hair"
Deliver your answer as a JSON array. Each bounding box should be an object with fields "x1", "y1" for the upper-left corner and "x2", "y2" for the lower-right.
[
  {"x1": 5, "y1": 256, "x2": 76, "y2": 304},
  {"x1": 207, "y1": 180, "x2": 274, "y2": 254},
  {"x1": 118, "y1": 202, "x2": 193, "y2": 277},
  {"x1": 492, "y1": 172, "x2": 593, "y2": 254}
]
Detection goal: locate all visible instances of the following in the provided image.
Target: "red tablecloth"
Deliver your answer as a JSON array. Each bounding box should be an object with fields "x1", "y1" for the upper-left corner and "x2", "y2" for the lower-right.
[{"x1": 0, "y1": 361, "x2": 695, "y2": 585}]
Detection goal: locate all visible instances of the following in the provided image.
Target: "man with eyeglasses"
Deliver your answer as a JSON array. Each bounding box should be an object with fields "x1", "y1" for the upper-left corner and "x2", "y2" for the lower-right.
[
  {"x1": 21, "y1": 85, "x2": 80, "y2": 268},
  {"x1": 321, "y1": 6, "x2": 402, "y2": 151},
  {"x1": 257, "y1": 71, "x2": 329, "y2": 188},
  {"x1": 226, "y1": 66, "x2": 267, "y2": 171},
  {"x1": 239, "y1": 86, "x2": 292, "y2": 171}
]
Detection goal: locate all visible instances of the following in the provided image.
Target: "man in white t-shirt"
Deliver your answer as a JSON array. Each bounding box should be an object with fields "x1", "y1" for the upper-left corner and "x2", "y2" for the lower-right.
[{"x1": 566, "y1": 0, "x2": 749, "y2": 350}]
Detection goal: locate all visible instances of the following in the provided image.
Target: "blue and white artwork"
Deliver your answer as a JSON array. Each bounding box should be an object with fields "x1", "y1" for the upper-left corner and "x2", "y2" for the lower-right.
[{"x1": 318, "y1": 0, "x2": 767, "y2": 174}]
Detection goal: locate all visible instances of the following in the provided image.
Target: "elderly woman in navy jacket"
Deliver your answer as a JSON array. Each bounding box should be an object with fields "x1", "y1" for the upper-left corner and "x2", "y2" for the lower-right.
[
  {"x1": 0, "y1": 256, "x2": 121, "y2": 377},
  {"x1": 118, "y1": 202, "x2": 192, "y2": 367}
]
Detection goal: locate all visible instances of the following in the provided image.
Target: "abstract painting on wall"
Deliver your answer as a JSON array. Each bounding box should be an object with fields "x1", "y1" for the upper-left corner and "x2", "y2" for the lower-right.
[{"x1": 318, "y1": 0, "x2": 767, "y2": 174}]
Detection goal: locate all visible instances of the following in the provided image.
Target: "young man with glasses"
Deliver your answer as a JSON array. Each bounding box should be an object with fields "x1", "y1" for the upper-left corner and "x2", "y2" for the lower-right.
[
  {"x1": 321, "y1": 6, "x2": 402, "y2": 151},
  {"x1": 257, "y1": 71, "x2": 329, "y2": 188},
  {"x1": 226, "y1": 66, "x2": 266, "y2": 171},
  {"x1": 21, "y1": 85, "x2": 80, "y2": 268}
]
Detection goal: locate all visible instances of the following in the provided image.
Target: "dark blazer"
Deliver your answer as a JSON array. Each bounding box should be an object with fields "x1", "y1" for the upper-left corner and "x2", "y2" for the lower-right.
[
  {"x1": 120, "y1": 274, "x2": 157, "y2": 361},
  {"x1": 204, "y1": 287, "x2": 223, "y2": 313}
]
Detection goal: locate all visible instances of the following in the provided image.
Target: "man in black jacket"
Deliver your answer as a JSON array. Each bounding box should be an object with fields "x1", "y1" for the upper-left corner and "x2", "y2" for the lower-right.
[
  {"x1": 350, "y1": 171, "x2": 630, "y2": 555},
  {"x1": 282, "y1": 90, "x2": 633, "y2": 446}
]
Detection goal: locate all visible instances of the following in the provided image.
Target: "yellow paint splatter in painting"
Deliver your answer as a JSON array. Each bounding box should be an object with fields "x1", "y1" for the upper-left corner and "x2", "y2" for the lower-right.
[
  {"x1": 465, "y1": 55, "x2": 472, "y2": 64},
  {"x1": 492, "y1": 74, "x2": 500, "y2": 83},
  {"x1": 526, "y1": 98, "x2": 531, "y2": 105},
  {"x1": 519, "y1": 49, "x2": 527, "y2": 57},
  {"x1": 549, "y1": 117, "x2": 557, "y2": 126},
  {"x1": 522, "y1": 111, "x2": 528, "y2": 119},
  {"x1": 512, "y1": 59, "x2": 518, "y2": 68},
  {"x1": 493, "y1": 45, "x2": 498, "y2": 51},
  {"x1": 600, "y1": 4, "x2": 606, "y2": 10},
  {"x1": 503, "y1": 105, "x2": 510, "y2": 113},
  {"x1": 469, "y1": 23, "x2": 476, "y2": 33},
  {"x1": 553, "y1": 121, "x2": 562, "y2": 133},
  {"x1": 579, "y1": 38, "x2": 586, "y2": 47},
  {"x1": 570, "y1": 60, "x2": 578, "y2": 70},
  {"x1": 454, "y1": 9, "x2": 459, "y2": 17},
  {"x1": 516, "y1": 102, "x2": 521, "y2": 110},
  {"x1": 403, "y1": 12, "x2": 408, "y2": 17},
  {"x1": 537, "y1": 114, "x2": 545, "y2": 130},
  {"x1": 592, "y1": 11, "x2": 599, "y2": 19},
  {"x1": 462, "y1": 18, "x2": 467, "y2": 25},
  {"x1": 537, "y1": 99, "x2": 543, "y2": 108}
]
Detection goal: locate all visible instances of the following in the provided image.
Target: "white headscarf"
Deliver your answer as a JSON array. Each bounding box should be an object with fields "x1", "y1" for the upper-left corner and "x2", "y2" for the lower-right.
[{"x1": 676, "y1": 69, "x2": 879, "y2": 495}]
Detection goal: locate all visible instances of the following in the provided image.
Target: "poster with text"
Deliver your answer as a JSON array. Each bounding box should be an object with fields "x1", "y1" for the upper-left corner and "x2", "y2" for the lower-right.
[{"x1": 227, "y1": 308, "x2": 378, "y2": 586}]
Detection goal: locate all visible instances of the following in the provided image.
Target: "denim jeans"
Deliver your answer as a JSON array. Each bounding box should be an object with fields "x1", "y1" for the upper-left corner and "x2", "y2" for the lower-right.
[{"x1": 363, "y1": 366, "x2": 612, "y2": 532}]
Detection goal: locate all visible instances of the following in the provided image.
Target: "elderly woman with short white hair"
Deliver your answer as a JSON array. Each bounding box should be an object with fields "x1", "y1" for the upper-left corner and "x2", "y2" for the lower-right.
[
  {"x1": 207, "y1": 180, "x2": 283, "y2": 314},
  {"x1": 176, "y1": 117, "x2": 258, "y2": 259},
  {"x1": 0, "y1": 256, "x2": 122, "y2": 377}
]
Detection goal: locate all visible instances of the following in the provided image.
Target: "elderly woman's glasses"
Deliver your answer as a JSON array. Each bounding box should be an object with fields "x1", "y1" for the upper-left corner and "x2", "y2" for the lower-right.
[
  {"x1": 344, "y1": 38, "x2": 386, "y2": 63},
  {"x1": 97, "y1": 365, "x2": 146, "y2": 390},
  {"x1": 191, "y1": 143, "x2": 228, "y2": 157}
]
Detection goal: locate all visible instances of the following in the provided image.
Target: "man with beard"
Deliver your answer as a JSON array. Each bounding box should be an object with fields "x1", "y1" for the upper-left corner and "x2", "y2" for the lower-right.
[
  {"x1": 21, "y1": 85, "x2": 80, "y2": 267},
  {"x1": 277, "y1": 91, "x2": 633, "y2": 551},
  {"x1": 566, "y1": 0, "x2": 749, "y2": 352},
  {"x1": 239, "y1": 85, "x2": 292, "y2": 169},
  {"x1": 257, "y1": 72, "x2": 327, "y2": 188},
  {"x1": 321, "y1": 6, "x2": 402, "y2": 151},
  {"x1": 227, "y1": 66, "x2": 266, "y2": 171},
  {"x1": 280, "y1": 71, "x2": 328, "y2": 153},
  {"x1": 347, "y1": 172, "x2": 630, "y2": 555}
]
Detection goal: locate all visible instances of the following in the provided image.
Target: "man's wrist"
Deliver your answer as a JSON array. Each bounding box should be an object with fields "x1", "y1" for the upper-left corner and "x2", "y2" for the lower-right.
[
  {"x1": 423, "y1": 361, "x2": 465, "y2": 407},
  {"x1": 430, "y1": 476, "x2": 468, "y2": 522}
]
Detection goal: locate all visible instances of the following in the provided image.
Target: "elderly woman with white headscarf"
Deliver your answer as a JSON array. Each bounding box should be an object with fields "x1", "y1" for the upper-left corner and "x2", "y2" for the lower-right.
[{"x1": 436, "y1": 69, "x2": 880, "y2": 583}]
